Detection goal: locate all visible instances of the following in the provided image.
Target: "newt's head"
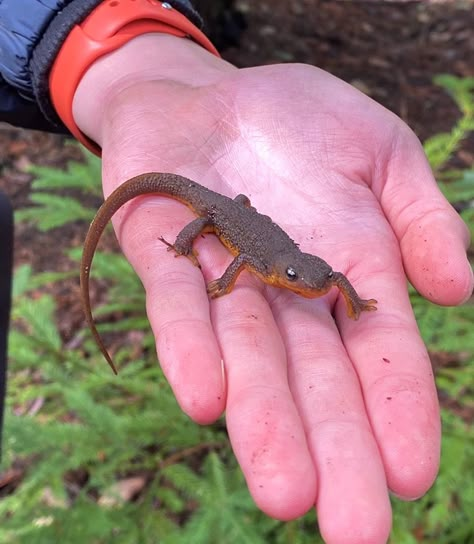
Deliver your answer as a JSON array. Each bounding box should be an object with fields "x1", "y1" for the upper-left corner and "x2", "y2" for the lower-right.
[{"x1": 269, "y1": 252, "x2": 335, "y2": 298}]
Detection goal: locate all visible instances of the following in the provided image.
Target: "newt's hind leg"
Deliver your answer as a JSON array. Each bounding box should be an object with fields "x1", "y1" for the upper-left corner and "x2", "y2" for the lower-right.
[
  {"x1": 159, "y1": 216, "x2": 210, "y2": 269},
  {"x1": 234, "y1": 193, "x2": 257, "y2": 212},
  {"x1": 234, "y1": 194, "x2": 252, "y2": 207}
]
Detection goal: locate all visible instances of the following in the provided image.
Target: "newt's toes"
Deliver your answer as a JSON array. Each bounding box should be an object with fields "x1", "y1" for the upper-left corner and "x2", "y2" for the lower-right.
[
  {"x1": 347, "y1": 298, "x2": 378, "y2": 320},
  {"x1": 362, "y1": 298, "x2": 378, "y2": 312},
  {"x1": 207, "y1": 279, "x2": 225, "y2": 298},
  {"x1": 158, "y1": 236, "x2": 174, "y2": 251},
  {"x1": 353, "y1": 298, "x2": 378, "y2": 320}
]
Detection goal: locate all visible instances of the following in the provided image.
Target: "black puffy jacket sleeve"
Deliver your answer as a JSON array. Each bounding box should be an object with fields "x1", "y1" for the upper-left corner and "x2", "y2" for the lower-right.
[{"x1": 0, "y1": 0, "x2": 202, "y2": 133}]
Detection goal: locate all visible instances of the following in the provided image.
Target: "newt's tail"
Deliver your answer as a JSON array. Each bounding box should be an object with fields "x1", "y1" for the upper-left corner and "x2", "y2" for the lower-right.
[{"x1": 81, "y1": 172, "x2": 203, "y2": 374}]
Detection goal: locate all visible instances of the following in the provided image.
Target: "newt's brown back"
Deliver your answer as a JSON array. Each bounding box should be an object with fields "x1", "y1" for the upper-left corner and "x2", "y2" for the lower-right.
[{"x1": 81, "y1": 173, "x2": 377, "y2": 373}]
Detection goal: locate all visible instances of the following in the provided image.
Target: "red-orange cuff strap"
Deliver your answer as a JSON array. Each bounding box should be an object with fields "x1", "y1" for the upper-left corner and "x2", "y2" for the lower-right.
[{"x1": 49, "y1": 0, "x2": 220, "y2": 155}]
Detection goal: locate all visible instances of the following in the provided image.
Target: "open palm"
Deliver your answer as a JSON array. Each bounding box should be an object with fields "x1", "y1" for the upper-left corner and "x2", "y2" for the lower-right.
[{"x1": 78, "y1": 46, "x2": 472, "y2": 543}]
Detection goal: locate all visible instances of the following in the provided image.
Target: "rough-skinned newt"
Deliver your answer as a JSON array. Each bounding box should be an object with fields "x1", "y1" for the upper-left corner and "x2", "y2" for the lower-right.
[{"x1": 81, "y1": 173, "x2": 377, "y2": 374}]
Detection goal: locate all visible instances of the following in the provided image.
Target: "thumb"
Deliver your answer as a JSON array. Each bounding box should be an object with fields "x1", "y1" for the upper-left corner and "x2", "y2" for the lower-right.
[{"x1": 376, "y1": 125, "x2": 473, "y2": 305}]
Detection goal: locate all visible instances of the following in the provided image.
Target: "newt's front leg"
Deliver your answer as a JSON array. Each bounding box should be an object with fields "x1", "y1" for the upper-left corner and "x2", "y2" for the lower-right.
[
  {"x1": 159, "y1": 216, "x2": 211, "y2": 268},
  {"x1": 331, "y1": 271, "x2": 377, "y2": 320},
  {"x1": 207, "y1": 253, "x2": 264, "y2": 298}
]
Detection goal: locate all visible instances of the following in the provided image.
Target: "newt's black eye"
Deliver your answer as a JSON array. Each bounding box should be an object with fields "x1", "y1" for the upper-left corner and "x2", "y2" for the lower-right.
[
  {"x1": 328, "y1": 271, "x2": 334, "y2": 278},
  {"x1": 286, "y1": 266, "x2": 298, "y2": 281}
]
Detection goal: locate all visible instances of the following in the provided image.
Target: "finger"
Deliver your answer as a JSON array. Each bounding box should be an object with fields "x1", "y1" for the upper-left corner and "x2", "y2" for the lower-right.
[
  {"x1": 208, "y1": 263, "x2": 317, "y2": 520},
  {"x1": 335, "y1": 252, "x2": 441, "y2": 500},
  {"x1": 273, "y1": 295, "x2": 392, "y2": 544},
  {"x1": 375, "y1": 126, "x2": 473, "y2": 305},
  {"x1": 110, "y1": 193, "x2": 226, "y2": 424}
]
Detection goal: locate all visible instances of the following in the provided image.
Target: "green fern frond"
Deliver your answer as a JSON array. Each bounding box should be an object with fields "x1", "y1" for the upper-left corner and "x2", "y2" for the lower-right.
[
  {"x1": 16, "y1": 148, "x2": 102, "y2": 232},
  {"x1": 28, "y1": 149, "x2": 102, "y2": 196},
  {"x1": 12, "y1": 264, "x2": 77, "y2": 298},
  {"x1": 424, "y1": 75, "x2": 473, "y2": 172},
  {"x1": 15, "y1": 193, "x2": 96, "y2": 231},
  {"x1": 162, "y1": 453, "x2": 266, "y2": 544},
  {"x1": 438, "y1": 168, "x2": 474, "y2": 202},
  {"x1": 433, "y1": 75, "x2": 474, "y2": 117},
  {"x1": 12, "y1": 295, "x2": 62, "y2": 352}
]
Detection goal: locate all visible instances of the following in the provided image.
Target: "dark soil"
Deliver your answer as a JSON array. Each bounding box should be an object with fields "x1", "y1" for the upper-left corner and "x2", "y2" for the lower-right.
[{"x1": 0, "y1": 0, "x2": 473, "y2": 373}]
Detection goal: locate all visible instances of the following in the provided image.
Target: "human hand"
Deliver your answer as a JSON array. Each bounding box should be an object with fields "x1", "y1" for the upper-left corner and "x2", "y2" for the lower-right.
[{"x1": 73, "y1": 35, "x2": 472, "y2": 543}]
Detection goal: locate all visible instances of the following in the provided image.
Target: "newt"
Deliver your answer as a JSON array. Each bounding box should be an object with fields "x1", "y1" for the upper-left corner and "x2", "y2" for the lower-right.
[{"x1": 81, "y1": 173, "x2": 377, "y2": 374}]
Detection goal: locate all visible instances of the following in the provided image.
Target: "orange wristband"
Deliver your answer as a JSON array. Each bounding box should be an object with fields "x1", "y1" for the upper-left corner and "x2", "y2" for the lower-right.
[{"x1": 49, "y1": 0, "x2": 220, "y2": 155}]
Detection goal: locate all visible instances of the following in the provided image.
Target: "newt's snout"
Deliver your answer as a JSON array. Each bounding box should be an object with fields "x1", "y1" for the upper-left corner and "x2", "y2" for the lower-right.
[
  {"x1": 269, "y1": 252, "x2": 334, "y2": 295},
  {"x1": 269, "y1": 253, "x2": 377, "y2": 319}
]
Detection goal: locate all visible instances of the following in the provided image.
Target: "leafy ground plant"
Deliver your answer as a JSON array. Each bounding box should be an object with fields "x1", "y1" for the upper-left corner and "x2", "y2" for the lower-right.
[
  {"x1": 391, "y1": 75, "x2": 474, "y2": 544},
  {"x1": 1, "y1": 76, "x2": 473, "y2": 543}
]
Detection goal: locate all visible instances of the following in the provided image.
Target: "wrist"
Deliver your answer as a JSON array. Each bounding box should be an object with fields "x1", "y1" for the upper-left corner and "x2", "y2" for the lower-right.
[{"x1": 72, "y1": 33, "x2": 234, "y2": 150}]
